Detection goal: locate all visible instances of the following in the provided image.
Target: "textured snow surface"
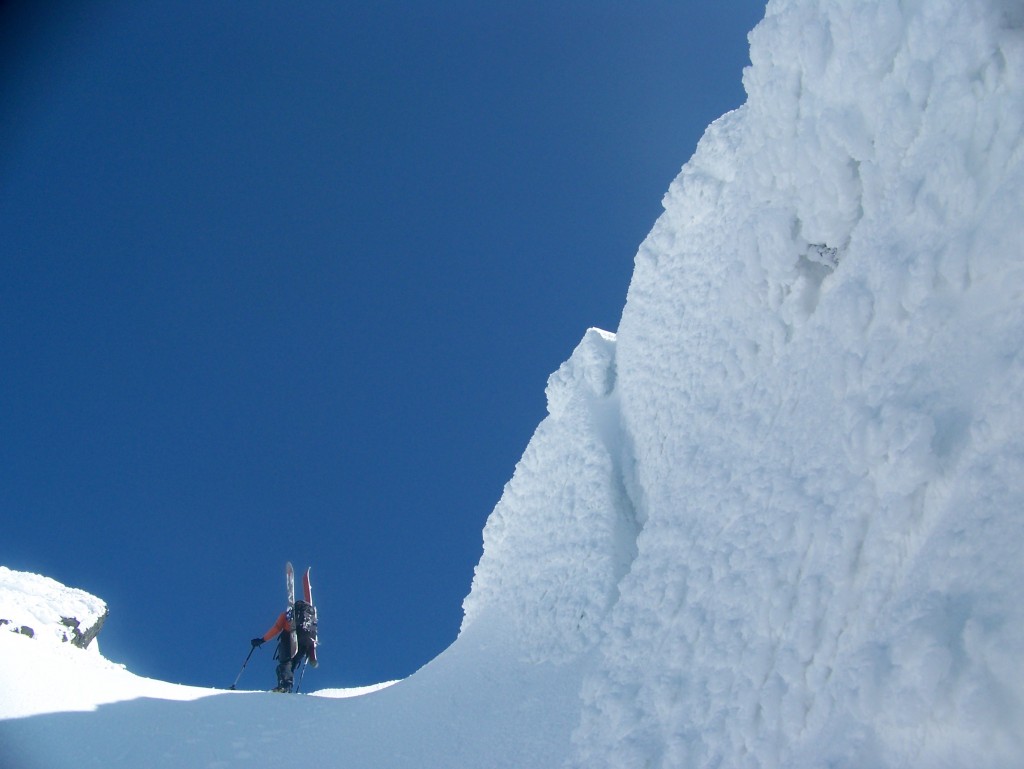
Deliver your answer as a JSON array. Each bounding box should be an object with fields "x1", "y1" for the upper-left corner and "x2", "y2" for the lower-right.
[
  {"x1": 4, "y1": 0, "x2": 1024, "y2": 766},
  {"x1": 573, "y1": 0, "x2": 1024, "y2": 766},
  {"x1": 0, "y1": 566, "x2": 107, "y2": 649},
  {"x1": 463, "y1": 327, "x2": 639, "y2": 663},
  {"x1": 471, "y1": 0, "x2": 1024, "y2": 766}
]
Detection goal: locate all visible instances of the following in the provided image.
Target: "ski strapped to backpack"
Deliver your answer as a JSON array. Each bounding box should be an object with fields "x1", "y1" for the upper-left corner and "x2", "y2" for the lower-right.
[
  {"x1": 286, "y1": 563, "x2": 318, "y2": 672},
  {"x1": 299, "y1": 566, "x2": 318, "y2": 667},
  {"x1": 285, "y1": 561, "x2": 298, "y2": 660}
]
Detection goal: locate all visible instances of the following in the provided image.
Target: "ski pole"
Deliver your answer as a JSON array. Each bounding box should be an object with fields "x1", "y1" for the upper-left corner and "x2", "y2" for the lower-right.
[
  {"x1": 229, "y1": 645, "x2": 258, "y2": 690},
  {"x1": 294, "y1": 658, "x2": 308, "y2": 693}
]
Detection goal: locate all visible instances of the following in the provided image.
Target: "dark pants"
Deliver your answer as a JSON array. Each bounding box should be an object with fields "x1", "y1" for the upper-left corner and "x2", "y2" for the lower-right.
[{"x1": 274, "y1": 631, "x2": 316, "y2": 689}]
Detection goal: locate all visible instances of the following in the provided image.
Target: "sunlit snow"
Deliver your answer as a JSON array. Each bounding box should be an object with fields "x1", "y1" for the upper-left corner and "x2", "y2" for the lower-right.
[{"x1": 4, "y1": 0, "x2": 1023, "y2": 767}]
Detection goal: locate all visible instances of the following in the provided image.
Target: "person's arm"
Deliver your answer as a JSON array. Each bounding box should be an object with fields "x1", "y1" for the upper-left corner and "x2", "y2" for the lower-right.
[{"x1": 260, "y1": 611, "x2": 288, "y2": 642}]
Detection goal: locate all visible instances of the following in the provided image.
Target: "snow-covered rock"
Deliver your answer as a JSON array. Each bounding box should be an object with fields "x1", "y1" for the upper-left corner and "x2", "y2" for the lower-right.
[{"x1": 0, "y1": 567, "x2": 108, "y2": 651}]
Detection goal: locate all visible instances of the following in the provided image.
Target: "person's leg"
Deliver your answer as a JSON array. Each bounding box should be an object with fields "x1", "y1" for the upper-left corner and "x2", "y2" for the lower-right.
[
  {"x1": 274, "y1": 633, "x2": 294, "y2": 691},
  {"x1": 298, "y1": 631, "x2": 318, "y2": 668}
]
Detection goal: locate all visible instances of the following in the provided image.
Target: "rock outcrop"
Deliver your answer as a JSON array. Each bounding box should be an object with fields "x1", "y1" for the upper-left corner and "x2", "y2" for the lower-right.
[{"x1": 0, "y1": 566, "x2": 108, "y2": 650}]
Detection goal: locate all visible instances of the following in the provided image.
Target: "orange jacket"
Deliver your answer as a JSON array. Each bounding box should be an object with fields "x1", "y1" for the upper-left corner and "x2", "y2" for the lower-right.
[{"x1": 262, "y1": 611, "x2": 292, "y2": 643}]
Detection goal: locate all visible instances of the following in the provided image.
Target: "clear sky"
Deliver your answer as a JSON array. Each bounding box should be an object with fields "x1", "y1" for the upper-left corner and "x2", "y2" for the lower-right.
[{"x1": 1, "y1": 1, "x2": 765, "y2": 689}]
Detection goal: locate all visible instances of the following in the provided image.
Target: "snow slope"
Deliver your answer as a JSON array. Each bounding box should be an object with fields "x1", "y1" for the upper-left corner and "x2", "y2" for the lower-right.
[
  {"x1": 0, "y1": 578, "x2": 584, "y2": 769},
  {"x1": 4, "y1": 0, "x2": 1024, "y2": 767}
]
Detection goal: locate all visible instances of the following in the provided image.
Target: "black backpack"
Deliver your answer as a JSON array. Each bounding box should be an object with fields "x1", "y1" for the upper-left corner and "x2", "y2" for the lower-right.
[{"x1": 293, "y1": 600, "x2": 318, "y2": 639}]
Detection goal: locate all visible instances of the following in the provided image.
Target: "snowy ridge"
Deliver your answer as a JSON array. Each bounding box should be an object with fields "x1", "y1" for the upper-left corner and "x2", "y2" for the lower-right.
[
  {"x1": 463, "y1": 328, "x2": 639, "y2": 663},
  {"x1": 0, "y1": 566, "x2": 107, "y2": 650},
  {"x1": 0, "y1": 629, "x2": 214, "y2": 721}
]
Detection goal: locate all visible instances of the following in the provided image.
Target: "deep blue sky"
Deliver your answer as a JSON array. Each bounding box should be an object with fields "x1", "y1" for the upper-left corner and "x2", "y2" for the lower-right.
[{"x1": 2, "y1": 1, "x2": 764, "y2": 689}]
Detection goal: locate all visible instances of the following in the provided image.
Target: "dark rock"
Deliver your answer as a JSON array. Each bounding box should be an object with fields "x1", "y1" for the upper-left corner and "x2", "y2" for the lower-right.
[
  {"x1": 1, "y1": 619, "x2": 36, "y2": 637},
  {"x1": 60, "y1": 609, "x2": 108, "y2": 649}
]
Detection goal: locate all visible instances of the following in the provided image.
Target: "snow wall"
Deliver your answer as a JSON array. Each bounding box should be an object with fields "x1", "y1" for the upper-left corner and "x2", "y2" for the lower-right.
[{"x1": 464, "y1": 0, "x2": 1024, "y2": 766}]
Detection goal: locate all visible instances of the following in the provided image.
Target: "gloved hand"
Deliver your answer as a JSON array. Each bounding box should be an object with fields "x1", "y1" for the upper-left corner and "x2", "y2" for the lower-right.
[{"x1": 251, "y1": 637, "x2": 264, "y2": 648}]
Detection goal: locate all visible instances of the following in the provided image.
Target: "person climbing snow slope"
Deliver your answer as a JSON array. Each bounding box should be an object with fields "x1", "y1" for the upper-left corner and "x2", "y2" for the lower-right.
[{"x1": 251, "y1": 598, "x2": 318, "y2": 692}]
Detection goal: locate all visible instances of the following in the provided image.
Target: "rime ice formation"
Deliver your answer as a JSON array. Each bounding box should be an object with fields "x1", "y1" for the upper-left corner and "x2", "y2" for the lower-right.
[
  {"x1": 463, "y1": 328, "x2": 639, "y2": 664},
  {"x1": 470, "y1": 1, "x2": 1024, "y2": 766}
]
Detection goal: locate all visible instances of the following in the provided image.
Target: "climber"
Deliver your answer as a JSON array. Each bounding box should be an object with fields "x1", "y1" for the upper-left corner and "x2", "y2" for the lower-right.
[{"x1": 250, "y1": 599, "x2": 318, "y2": 692}]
